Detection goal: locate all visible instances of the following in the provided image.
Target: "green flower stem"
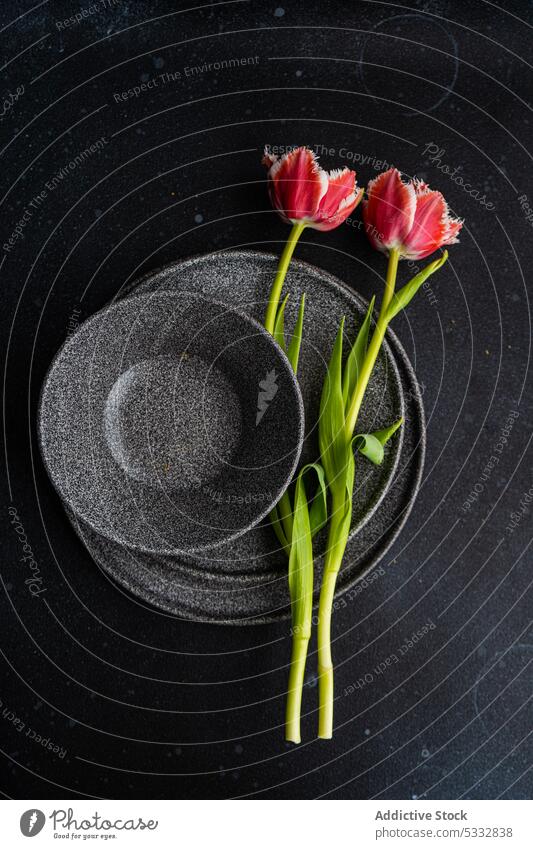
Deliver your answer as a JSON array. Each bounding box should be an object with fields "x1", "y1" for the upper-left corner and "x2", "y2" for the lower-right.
[
  {"x1": 265, "y1": 222, "x2": 305, "y2": 557},
  {"x1": 318, "y1": 249, "x2": 401, "y2": 739},
  {"x1": 284, "y1": 463, "x2": 326, "y2": 743},
  {"x1": 264, "y1": 221, "x2": 306, "y2": 334},
  {"x1": 344, "y1": 248, "x2": 400, "y2": 440},
  {"x1": 317, "y1": 490, "x2": 351, "y2": 739},
  {"x1": 285, "y1": 631, "x2": 311, "y2": 743}
]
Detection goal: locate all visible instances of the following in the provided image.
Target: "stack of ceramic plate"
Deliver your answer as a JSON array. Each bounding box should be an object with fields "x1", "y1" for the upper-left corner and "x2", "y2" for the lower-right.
[{"x1": 39, "y1": 251, "x2": 424, "y2": 624}]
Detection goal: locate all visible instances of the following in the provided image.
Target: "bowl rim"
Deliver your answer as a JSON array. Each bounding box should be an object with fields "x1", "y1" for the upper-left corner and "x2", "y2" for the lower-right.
[{"x1": 38, "y1": 289, "x2": 305, "y2": 556}]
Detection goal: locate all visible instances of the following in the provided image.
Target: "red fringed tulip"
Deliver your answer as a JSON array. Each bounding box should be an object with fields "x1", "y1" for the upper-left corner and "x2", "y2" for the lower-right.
[
  {"x1": 263, "y1": 146, "x2": 363, "y2": 231},
  {"x1": 262, "y1": 146, "x2": 364, "y2": 335},
  {"x1": 363, "y1": 167, "x2": 463, "y2": 260},
  {"x1": 317, "y1": 169, "x2": 464, "y2": 740}
]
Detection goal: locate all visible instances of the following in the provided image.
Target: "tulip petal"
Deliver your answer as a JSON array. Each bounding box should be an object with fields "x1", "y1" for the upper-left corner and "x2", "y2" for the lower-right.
[
  {"x1": 317, "y1": 168, "x2": 355, "y2": 219},
  {"x1": 262, "y1": 149, "x2": 277, "y2": 169},
  {"x1": 363, "y1": 168, "x2": 416, "y2": 253},
  {"x1": 266, "y1": 146, "x2": 327, "y2": 223},
  {"x1": 314, "y1": 187, "x2": 363, "y2": 231},
  {"x1": 313, "y1": 168, "x2": 362, "y2": 231},
  {"x1": 402, "y1": 182, "x2": 463, "y2": 259},
  {"x1": 442, "y1": 212, "x2": 463, "y2": 245}
]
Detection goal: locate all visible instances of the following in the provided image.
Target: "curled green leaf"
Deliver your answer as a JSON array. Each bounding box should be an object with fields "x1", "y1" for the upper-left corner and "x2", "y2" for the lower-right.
[
  {"x1": 371, "y1": 417, "x2": 404, "y2": 446},
  {"x1": 352, "y1": 433, "x2": 384, "y2": 465},
  {"x1": 352, "y1": 417, "x2": 404, "y2": 465}
]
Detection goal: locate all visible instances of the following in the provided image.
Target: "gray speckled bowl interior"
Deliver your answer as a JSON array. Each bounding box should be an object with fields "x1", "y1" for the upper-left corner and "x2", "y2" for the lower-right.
[{"x1": 39, "y1": 291, "x2": 304, "y2": 555}]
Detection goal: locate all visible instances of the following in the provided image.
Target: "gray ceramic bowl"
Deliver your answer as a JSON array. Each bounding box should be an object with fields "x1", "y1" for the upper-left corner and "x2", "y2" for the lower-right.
[{"x1": 39, "y1": 291, "x2": 304, "y2": 554}]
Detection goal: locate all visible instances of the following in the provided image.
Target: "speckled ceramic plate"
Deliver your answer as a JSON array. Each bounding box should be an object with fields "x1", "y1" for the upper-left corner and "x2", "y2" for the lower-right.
[
  {"x1": 39, "y1": 291, "x2": 304, "y2": 555},
  {"x1": 56, "y1": 251, "x2": 425, "y2": 624}
]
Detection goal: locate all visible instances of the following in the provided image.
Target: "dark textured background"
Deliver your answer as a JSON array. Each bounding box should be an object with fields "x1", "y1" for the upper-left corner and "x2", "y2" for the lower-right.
[{"x1": 1, "y1": 0, "x2": 532, "y2": 800}]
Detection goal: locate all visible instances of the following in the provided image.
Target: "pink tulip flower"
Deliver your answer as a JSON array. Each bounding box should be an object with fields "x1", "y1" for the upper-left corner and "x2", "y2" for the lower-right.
[
  {"x1": 363, "y1": 167, "x2": 463, "y2": 260},
  {"x1": 263, "y1": 146, "x2": 363, "y2": 231}
]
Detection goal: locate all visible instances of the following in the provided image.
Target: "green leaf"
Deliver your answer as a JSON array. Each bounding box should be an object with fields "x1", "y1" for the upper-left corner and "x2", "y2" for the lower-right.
[
  {"x1": 342, "y1": 296, "x2": 375, "y2": 413},
  {"x1": 337, "y1": 489, "x2": 354, "y2": 552},
  {"x1": 327, "y1": 457, "x2": 355, "y2": 564},
  {"x1": 387, "y1": 251, "x2": 448, "y2": 321},
  {"x1": 277, "y1": 490, "x2": 294, "y2": 545},
  {"x1": 352, "y1": 417, "x2": 404, "y2": 465},
  {"x1": 352, "y1": 433, "x2": 384, "y2": 465},
  {"x1": 372, "y1": 417, "x2": 404, "y2": 445},
  {"x1": 273, "y1": 293, "x2": 289, "y2": 352},
  {"x1": 287, "y1": 293, "x2": 306, "y2": 374},
  {"x1": 318, "y1": 317, "x2": 349, "y2": 497},
  {"x1": 306, "y1": 463, "x2": 328, "y2": 538},
  {"x1": 288, "y1": 465, "x2": 317, "y2": 641},
  {"x1": 269, "y1": 503, "x2": 290, "y2": 556}
]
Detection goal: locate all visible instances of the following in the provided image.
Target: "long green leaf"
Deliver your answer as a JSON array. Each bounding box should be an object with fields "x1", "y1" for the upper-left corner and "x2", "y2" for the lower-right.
[
  {"x1": 285, "y1": 463, "x2": 325, "y2": 744},
  {"x1": 337, "y1": 491, "x2": 354, "y2": 552},
  {"x1": 307, "y1": 463, "x2": 328, "y2": 538},
  {"x1": 288, "y1": 466, "x2": 316, "y2": 641},
  {"x1": 318, "y1": 318, "x2": 348, "y2": 497},
  {"x1": 269, "y1": 504, "x2": 290, "y2": 555},
  {"x1": 327, "y1": 455, "x2": 355, "y2": 565},
  {"x1": 342, "y1": 296, "x2": 375, "y2": 412},
  {"x1": 273, "y1": 293, "x2": 289, "y2": 351},
  {"x1": 277, "y1": 490, "x2": 293, "y2": 544},
  {"x1": 287, "y1": 293, "x2": 306, "y2": 374},
  {"x1": 387, "y1": 252, "x2": 448, "y2": 321}
]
